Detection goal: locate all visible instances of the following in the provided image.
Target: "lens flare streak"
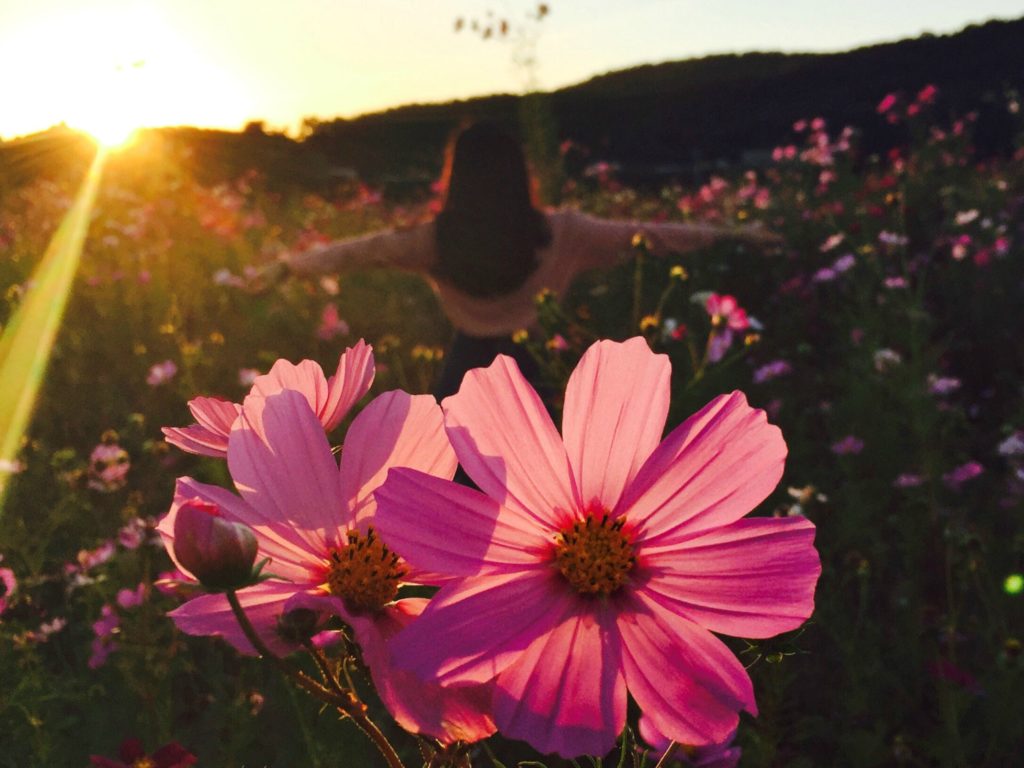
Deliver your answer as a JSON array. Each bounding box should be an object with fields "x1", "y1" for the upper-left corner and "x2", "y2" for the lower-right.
[{"x1": 0, "y1": 149, "x2": 105, "y2": 507}]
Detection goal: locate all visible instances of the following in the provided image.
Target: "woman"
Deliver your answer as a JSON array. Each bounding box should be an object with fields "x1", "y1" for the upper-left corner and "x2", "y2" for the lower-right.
[{"x1": 285, "y1": 122, "x2": 772, "y2": 399}]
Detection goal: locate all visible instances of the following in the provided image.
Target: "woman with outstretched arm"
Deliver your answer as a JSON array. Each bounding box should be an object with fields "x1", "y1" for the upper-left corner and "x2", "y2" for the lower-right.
[{"x1": 284, "y1": 122, "x2": 774, "y2": 399}]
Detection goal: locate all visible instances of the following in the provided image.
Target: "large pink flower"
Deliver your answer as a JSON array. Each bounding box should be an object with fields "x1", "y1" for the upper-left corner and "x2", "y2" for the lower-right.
[
  {"x1": 375, "y1": 337, "x2": 820, "y2": 758},
  {"x1": 162, "y1": 340, "x2": 374, "y2": 457},
  {"x1": 157, "y1": 388, "x2": 494, "y2": 743}
]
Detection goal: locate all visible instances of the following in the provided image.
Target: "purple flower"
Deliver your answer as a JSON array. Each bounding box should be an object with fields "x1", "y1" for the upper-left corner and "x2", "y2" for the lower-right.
[
  {"x1": 89, "y1": 604, "x2": 120, "y2": 669},
  {"x1": 753, "y1": 360, "x2": 793, "y2": 384},
  {"x1": 831, "y1": 435, "x2": 865, "y2": 456}
]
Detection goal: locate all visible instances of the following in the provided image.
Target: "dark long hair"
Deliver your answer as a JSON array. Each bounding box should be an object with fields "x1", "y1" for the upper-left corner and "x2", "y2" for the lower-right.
[{"x1": 433, "y1": 122, "x2": 552, "y2": 298}]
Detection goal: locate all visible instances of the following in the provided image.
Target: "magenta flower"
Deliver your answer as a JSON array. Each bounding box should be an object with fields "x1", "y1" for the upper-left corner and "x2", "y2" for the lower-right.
[
  {"x1": 376, "y1": 338, "x2": 820, "y2": 757},
  {"x1": 163, "y1": 340, "x2": 373, "y2": 457},
  {"x1": 705, "y1": 294, "x2": 751, "y2": 363},
  {"x1": 943, "y1": 461, "x2": 984, "y2": 490},
  {"x1": 157, "y1": 388, "x2": 495, "y2": 743},
  {"x1": 89, "y1": 604, "x2": 120, "y2": 669}
]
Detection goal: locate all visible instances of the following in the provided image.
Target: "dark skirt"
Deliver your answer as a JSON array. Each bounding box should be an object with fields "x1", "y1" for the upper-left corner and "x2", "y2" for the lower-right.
[{"x1": 432, "y1": 331, "x2": 541, "y2": 402}]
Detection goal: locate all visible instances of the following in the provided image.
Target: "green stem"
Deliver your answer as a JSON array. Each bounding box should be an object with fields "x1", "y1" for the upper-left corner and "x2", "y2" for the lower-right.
[{"x1": 225, "y1": 590, "x2": 406, "y2": 768}]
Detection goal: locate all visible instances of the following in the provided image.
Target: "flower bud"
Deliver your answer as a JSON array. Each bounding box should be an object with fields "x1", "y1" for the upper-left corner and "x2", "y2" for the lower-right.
[{"x1": 173, "y1": 499, "x2": 258, "y2": 590}]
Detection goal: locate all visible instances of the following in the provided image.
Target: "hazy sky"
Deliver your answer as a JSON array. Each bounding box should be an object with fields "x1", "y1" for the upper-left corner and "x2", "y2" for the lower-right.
[{"x1": 2, "y1": 0, "x2": 1022, "y2": 140}]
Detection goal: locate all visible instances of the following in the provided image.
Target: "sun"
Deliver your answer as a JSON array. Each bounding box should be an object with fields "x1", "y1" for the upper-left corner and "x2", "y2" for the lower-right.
[{"x1": 73, "y1": 61, "x2": 147, "y2": 150}]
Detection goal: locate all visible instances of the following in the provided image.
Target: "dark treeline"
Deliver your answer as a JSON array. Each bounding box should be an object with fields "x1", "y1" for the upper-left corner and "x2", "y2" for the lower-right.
[{"x1": 3, "y1": 16, "x2": 1022, "y2": 194}]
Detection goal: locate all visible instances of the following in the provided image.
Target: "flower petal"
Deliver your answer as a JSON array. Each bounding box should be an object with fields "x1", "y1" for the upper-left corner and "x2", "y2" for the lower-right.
[
  {"x1": 617, "y1": 591, "x2": 754, "y2": 747},
  {"x1": 162, "y1": 397, "x2": 241, "y2": 457},
  {"x1": 623, "y1": 391, "x2": 786, "y2": 544},
  {"x1": 356, "y1": 599, "x2": 496, "y2": 744},
  {"x1": 562, "y1": 338, "x2": 670, "y2": 512},
  {"x1": 390, "y1": 570, "x2": 573, "y2": 685},
  {"x1": 321, "y1": 339, "x2": 375, "y2": 431},
  {"x1": 228, "y1": 390, "x2": 345, "y2": 554},
  {"x1": 443, "y1": 354, "x2": 578, "y2": 527},
  {"x1": 339, "y1": 391, "x2": 456, "y2": 531},
  {"x1": 641, "y1": 516, "x2": 820, "y2": 638},
  {"x1": 494, "y1": 601, "x2": 626, "y2": 758},
  {"x1": 168, "y1": 580, "x2": 298, "y2": 656},
  {"x1": 249, "y1": 358, "x2": 329, "y2": 414},
  {"x1": 157, "y1": 477, "x2": 313, "y2": 582},
  {"x1": 375, "y1": 468, "x2": 551, "y2": 576}
]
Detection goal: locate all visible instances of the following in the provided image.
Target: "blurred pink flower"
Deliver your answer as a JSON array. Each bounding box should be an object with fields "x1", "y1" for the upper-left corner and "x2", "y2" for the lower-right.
[
  {"x1": 0, "y1": 566, "x2": 16, "y2": 615},
  {"x1": 164, "y1": 340, "x2": 374, "y2": 458},
  {"x1": 943, "y1": 461, "x2": 983, "y2": 490},
  {"x1": 116, "y1": 583, "x2": 148, "y2": 610},
  {"x1": 88, "y1": 445, "x2": 130, "y2": 492},
  {"x1": 117, "y1": 518, "x2": 149, "y2": 550},
  {"x1": 916, "y1": 84, "x2": 938, "y2": 104},
  {"x1": 157, "y1": 389, "x2": 495, "y2": 744},
  {"x1": 76, "y1": 540, "x2": 117, "y2": 571},
  {"x1": 89, "y1": 604, "x2": 120, "y2": 669},
  {"x1": 927, "y1": 375, "x2": 962, "y2": 396},
  {"x1": 876, "y1": 93, "x2": 898, "y2": 114},
  {"x1": 376, "y1": 339, "x2": 820, "y2": 757},
  {"x1": 316, "y1": 304, "x2": 350, "y2": 341},
  {"x1": 894, "y1": 473, "x2": 925, "y2": 489},
  {"x1": 705, "y1": 294, "x2": 751, "y2": 363},
  {"x1": 820, "y1": 234, "x2": 845, "y2": 252},
  {"x1": 146, "y1": 360, "x2": 178, "y2": 387},
  {"x1": 238, "y1": 368, "x2": 261, "y2": 387},
  {"x1": 831, "y1": 435, "x2": 864, "y2": 455}
]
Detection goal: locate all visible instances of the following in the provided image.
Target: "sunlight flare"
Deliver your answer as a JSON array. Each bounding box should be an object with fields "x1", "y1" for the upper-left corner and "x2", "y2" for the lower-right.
[{"x1": 0, "y1": 150, "x2": 105, "y2": 507}]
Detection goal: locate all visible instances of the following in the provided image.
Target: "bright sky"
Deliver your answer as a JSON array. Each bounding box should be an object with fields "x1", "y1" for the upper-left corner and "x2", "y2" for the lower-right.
[{"x1": 1, "y1": 0, "x2": 1021, "y2": 141}]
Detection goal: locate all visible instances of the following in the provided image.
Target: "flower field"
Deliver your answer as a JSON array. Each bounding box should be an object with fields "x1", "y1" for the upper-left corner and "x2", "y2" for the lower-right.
[{"x1": 1, "y1": 89, "x2": 1022, "y2": 767}]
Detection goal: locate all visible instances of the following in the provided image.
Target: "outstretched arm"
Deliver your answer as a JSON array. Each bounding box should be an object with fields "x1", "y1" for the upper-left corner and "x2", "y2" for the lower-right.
[
  {"x1": 284, "y1": 222, "x2": 437, "y2": 277},
  {"x1": 560, "y1": 210, "x2": 779, "y2": 271}
]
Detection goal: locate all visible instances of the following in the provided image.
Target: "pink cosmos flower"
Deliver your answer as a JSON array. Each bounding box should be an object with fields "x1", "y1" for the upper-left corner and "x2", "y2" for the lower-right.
[
  {"x1": 316, "y1": 304, "x2": 349, "y2": 341},
  {"x1": 146, "y1": 360, "x2": 178, "y2": 387},
  {"x1": 375, "y1": 338, "x2": 820, "y2": 757},
  {"x1": 88, "y1": 444, "x2": 130, "y2": 492},
  {"x1": 0, "y1": 565, "x2": 16, "y2": 615},
  {"x1": 157, "y1": 389, "x2": 495, "y2": 744},
  {"x1": 705, "y1": 294, "x2": 751, "y2": 363},
  {"x1": 163, "y1": 340, "x2": 374, "y2": 457},
  {"x1": 89, "y1": 604, "x2": 120, "y2": 669}
]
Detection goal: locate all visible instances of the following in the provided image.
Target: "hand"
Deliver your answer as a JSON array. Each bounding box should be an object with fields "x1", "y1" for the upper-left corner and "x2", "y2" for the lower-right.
[{"x1": 246, "y1": 259, "x2": 290, "y2": 294}]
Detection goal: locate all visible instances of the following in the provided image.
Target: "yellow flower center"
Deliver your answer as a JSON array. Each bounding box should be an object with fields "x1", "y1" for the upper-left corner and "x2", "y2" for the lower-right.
[
  {"x1": 326, "y1": 527, "x2": 407, "y2": 613},
  {"x1": 132, "y1": 759, "x2": 156, "y2": 768},
  {"x1": 554, "y1": 514, "x2": 636, "y2": 596}
]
